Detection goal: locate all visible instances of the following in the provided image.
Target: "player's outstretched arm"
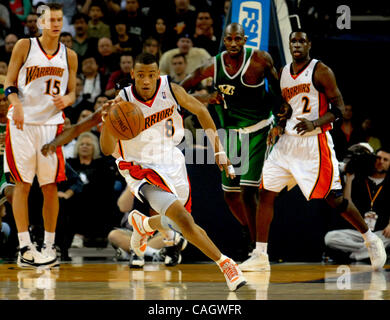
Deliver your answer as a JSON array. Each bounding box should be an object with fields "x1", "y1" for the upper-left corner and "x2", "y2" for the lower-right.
[
  {"x1": 180, "y1": 58, "x2": 214, "y2": 91},
  {"x1": 171, "y1": 82, "x2": 235, "y2": 179},
  {"x1": 41, "y1": 109, "x2": 103, "y2": 156},
  {"x1": 4, "y1": 38, "x2": 30, "y2": 130}
]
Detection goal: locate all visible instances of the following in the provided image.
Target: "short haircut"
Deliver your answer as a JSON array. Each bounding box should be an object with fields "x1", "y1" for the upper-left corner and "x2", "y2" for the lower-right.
[
  {"x1": 120, "y1": 53, "x2": 134, "y2": 60},
  {"x1": 289, "y1": 30, "x2": 311, "y2": 41},
  {"x1": 45, "y1": 3, "x2": 63, "y2": 11},
  {"x1": 37, "y1": 2, "x2": 63, "y2": 18},
  {"x1": 94, "y1": 94, "x2": 108, "y2": 104},
  {"x1": 135, "y1": 52, "x2": 158, "y2": 66},
  {"x1": 172, "y1": 53, "x2": 187, "y2": 62},
  {"x1": 377, "y1": 145, "x2": 390, "y2": 155},
  {"x1": 225, "y1": 22, "x2": 244, "y2": 36},
  {"x1": 82, "y1": 55, "x2": 97, "y2": 63},
  {"x1": 89, "y1": 0, "x2": 106, "y2": 12},
  {"x1": 60, "y1": 31, "x2": 72, "y2": 38},
  {"x1": 74, "y1": 131, "x2": 100, "y2": 159},
  {"x1": 72, "y1": 12, "x2": 89, "y2": 24}
]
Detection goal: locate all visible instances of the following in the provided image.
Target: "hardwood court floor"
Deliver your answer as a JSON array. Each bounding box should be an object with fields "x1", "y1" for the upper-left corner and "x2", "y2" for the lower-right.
[{"x1": 0, "y1": 261, "x2": 389, "y2": 300}]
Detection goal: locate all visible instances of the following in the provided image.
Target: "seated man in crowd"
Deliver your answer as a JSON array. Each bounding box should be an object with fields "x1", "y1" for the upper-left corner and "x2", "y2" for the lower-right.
[{"x1": 325, "y1": 144, "x2": 390, "y2": 262}]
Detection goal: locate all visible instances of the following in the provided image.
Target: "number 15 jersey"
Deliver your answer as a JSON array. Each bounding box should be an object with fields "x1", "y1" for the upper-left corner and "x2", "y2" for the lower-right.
[{"x1": 7, "y1": 37, "x2": 69, "y2": 125}]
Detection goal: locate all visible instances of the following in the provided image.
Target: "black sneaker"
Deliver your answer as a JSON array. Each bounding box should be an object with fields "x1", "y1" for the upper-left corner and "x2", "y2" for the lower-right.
[
  {"x1": 160, "y1": 235, "x2": 188, "y2": 267},
  {"x1": 129, "y1": 250, "x2": 145, "y2": 268}
]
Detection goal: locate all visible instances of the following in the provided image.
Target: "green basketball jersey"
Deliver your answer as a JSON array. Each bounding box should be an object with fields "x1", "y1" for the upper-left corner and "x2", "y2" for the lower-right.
[
  {"x1": 214, "y1": 47, "x2": 273, "y2": 129},
  {"x1": 0, "y1": 123, "x2": 6, "y2": 179}
]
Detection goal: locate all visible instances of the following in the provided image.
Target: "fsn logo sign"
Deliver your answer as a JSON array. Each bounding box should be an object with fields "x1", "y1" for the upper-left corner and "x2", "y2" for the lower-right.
[{"x1": 239, "y1": 1, "x2": 262, "y2": 49}]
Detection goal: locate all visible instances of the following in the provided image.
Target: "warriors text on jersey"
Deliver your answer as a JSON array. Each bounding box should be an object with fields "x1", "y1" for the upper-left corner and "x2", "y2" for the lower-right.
[
  {"x1": 118, "y1": 76, "x2": 184, "y2": 165},
  {"x1": 280, "y1": 59, "x2": 332, "y2": 136},
  {"x1": 7, "y1": 37, "x2": 69, "y2": 125},
  {"x1": 213, "y1": 47, "x2": 273, "y2": 129}
]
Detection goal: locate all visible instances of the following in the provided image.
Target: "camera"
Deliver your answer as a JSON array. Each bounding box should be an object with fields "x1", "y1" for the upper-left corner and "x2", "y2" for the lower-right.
[{"x1": 340, "y1": 143, "x2": 377, "y2": 177}]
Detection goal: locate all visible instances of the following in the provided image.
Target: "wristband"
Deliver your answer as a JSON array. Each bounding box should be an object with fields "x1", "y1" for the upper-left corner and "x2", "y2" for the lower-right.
[
  {"x1": 214, "y1": 151, "x2": 226, "y2": 156},
  {"x1": 5, "y1": 86, "x2": 18, "y2": 98}
]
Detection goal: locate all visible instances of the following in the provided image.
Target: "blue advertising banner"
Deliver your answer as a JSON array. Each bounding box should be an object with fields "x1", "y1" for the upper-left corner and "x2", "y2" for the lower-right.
[{"x1": 230, "y1": 0, "x2": 271, "y2": 51}]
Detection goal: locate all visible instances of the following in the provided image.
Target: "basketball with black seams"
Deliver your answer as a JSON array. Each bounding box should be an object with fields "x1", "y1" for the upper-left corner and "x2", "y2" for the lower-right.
[{"x1": 105, "y1": 101, "x2": 144, "y2": 140}]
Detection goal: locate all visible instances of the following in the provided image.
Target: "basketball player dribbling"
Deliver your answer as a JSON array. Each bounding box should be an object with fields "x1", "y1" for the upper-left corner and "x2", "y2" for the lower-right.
[
  {"x1": 239, "y1": 30, "x2": 387, "y2": 271},
  {"x1": 100, "y1": 53, "x2": 247, "y2": 291},
  {"x1": 4, "y1": 3, "x2": 78, "y2": 268}
]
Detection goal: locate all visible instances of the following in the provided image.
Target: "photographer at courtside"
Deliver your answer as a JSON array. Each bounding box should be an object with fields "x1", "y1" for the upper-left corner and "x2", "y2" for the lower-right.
[{"x1": 325, "y1": 144, "x2": 390, "y2": 262}]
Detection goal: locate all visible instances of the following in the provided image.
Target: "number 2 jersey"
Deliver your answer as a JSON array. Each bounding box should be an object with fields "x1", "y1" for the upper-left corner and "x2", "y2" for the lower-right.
[
  {"x1": 280, "y1": 58, "x2": 332, "y2": 136},
  {"x1": 117, "y1": 75, "x2": 185, "y2": 165},
  {"x1": 7, "y1": 37, "x2": 69, "y2": 125}
]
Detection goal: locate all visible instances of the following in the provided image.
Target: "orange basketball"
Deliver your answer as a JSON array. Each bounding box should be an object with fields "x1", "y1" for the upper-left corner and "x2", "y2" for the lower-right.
[{"x1": 105, "y1": 101, "x2": 144, "y2": 140}]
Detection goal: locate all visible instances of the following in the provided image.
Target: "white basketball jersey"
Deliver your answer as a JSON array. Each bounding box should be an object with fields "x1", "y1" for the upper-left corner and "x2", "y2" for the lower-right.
[
  {"x1": 118, "y1": 76, "x2": 185, "y2": 165},
  {"x1": 8, "y1": 37, "x2": 69, "y2": 125},
  {"x1": 280, "y1": 59, "x2": 332, "y2": 136}
]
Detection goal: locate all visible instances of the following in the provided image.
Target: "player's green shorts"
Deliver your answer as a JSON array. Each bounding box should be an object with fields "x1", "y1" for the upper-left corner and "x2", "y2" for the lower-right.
[{"x1": 221, "y1": 125, "x2": 270, "y2": 192}]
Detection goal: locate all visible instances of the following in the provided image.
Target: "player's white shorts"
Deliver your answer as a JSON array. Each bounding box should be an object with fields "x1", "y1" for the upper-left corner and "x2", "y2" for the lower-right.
[
  {"x1": 4, "y1": 122, "x2": 66, "y2": 185},
  {"x1": 261, "y1": 131, "x2": 342, "y2": 200},
  {"x1": 116, "y1": 148, "x2": 191, "y2": 212}
]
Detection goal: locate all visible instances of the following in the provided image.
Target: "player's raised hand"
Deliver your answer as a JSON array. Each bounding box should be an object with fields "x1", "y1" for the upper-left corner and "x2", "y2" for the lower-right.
[
  {"x1": 41, "y1": 142, "x2": 57, "y2": 156},
  {"x1": 12, "y1": 102, "x2": 24, "y2": 130},
  {"x1": 215, "y1": 151, "x2": 236, "y2": 179},
  {"x1": 294, "y1": 117, "x2": 315, "y2": 135},
  {"x1": 53, "y1": 95, "x2": 71, "y2": 110}
]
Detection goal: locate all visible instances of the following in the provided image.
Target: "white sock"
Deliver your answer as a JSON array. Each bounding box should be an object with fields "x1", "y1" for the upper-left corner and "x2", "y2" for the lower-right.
[
  {"x1": 144, "y1": 246, "x2": 160, "y2": 257},
  {"x1": 362, "y1": 229, "x2": 376, "y2": 242},
  {"x1": 44, "y1": 231, "x2": 55, "y2": 247},
  {"x1": 216, "y1": 254, "x2": 229, "y2": 265},
  {"x1": 142, "y1": 217, "x2": 154, "y2": 233},
  {"x1": 18, "y1": 231, "x2": 32, "y2": 249},
  {"x1": 255, "y1": 242, "x2": 268, "y2": 254}
]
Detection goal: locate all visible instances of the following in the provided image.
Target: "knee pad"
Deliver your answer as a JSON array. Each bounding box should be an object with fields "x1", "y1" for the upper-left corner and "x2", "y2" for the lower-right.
[{"x1": 139, "y1": 184, "x2": 178, "y2": 215}]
